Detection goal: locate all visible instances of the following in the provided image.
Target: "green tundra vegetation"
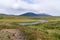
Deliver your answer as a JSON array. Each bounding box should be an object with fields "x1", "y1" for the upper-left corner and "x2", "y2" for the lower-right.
[{"x1": 0, "y1": 16, "x2": 60, "y2": 40}]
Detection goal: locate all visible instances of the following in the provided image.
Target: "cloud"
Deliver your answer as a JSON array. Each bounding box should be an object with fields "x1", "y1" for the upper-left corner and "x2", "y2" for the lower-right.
[{"x1": 0, "y1": 0, "x2": 60, "y2": 16}]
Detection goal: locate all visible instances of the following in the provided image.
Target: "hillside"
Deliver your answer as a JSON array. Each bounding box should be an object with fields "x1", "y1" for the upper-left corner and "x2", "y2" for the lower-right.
[{"x1": 20, "y1": 12, "x2": 51, "y2": 16}]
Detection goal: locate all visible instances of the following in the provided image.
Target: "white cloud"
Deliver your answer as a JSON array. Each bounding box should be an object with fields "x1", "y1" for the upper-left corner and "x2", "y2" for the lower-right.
[{"x1": 0, "y1": 0, "x2": 60, "y2": 16}]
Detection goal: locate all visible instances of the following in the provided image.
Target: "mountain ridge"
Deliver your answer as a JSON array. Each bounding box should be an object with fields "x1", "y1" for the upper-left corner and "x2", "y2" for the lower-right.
[{"x1": 20, "y1": 12, "x2": 51, "y2": 16}]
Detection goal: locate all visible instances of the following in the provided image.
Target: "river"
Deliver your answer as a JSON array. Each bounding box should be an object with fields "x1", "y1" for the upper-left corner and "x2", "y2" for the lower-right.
[{"x1": 18, "y1": 20, "x2": 48, "y2": 25}]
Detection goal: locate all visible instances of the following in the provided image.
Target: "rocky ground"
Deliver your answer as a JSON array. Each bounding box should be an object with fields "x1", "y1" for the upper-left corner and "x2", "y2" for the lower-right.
[{"x1": 0, "y1": 29, "x2": 26, "y2": 40}]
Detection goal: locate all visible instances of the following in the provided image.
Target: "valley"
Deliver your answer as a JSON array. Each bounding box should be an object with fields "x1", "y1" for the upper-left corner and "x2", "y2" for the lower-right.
[{"x1": 0, "y1": 15, "x2": 60, "y2": 40}]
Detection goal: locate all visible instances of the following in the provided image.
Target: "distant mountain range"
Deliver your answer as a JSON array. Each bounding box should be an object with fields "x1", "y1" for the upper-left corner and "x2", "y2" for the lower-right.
[
  {"x1": 0, "y1": 14, "x2": 7, "y2": 16},
  {"x1": 20, "y1": 12, "x2": 51, "y2": 16},
  {"x1": 0, "y1": 13, "x2": 16, "y2": 16},
  {"x1": 0, "y1": 12, "x2": 51, "y2": 16}
]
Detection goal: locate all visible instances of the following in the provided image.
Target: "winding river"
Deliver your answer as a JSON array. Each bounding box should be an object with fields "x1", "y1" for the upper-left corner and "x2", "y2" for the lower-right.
[{"x1": 18, "y1": 20, "x2": 48, "y2": 25}]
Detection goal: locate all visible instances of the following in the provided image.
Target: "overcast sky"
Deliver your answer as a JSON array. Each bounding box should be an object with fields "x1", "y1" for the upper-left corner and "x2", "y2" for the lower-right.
[{"x1": 0, "y1": 0, "x2": 60, "y2": 16}]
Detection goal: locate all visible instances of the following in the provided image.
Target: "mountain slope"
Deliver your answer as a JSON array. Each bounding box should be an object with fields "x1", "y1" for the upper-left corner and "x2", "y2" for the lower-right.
[
  {"x1": 20, "y1": 12, "x2": 51, "y2": 16},
  {"x1": 37, "y1": 13, "x2": 51, "y2": 16},
  {"x1": 20, "y1": 12, "x2": 38, "y2": 16}
]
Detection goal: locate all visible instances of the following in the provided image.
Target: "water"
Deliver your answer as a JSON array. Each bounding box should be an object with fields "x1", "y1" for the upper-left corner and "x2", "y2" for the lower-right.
[
  {"x1": 38, "y1": 20, "x2": 48, "y2": 23},
  {"x1": 18, "y1": 22, "x2": 38, "y2": 25},
  {"x1": 18, "y1": 20, "x2": 48, "y2": 25}
]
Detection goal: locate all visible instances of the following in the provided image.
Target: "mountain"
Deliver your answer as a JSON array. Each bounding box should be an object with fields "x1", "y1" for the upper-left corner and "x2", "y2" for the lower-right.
[
  {"x1": 37, "y1": 13, "x2": 51, "y2": 16},
  {"x1": 0, "y1": 13, "x2": 17, "y2": 16},
  {"x1": 0, "y1": 14, "x2": 7, "y2": 16},
  {"x1": 20, "y1": 12, "x2": 51, "y2": 16},
  {"x1": 20, "y1": 12, "x2": 38, "y2": 16}
]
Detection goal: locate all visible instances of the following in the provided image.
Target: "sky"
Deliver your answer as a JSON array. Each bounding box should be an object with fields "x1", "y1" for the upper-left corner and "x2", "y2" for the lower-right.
[{"x1": 0, "y1": 0, "x2": 60, "y2": 16}]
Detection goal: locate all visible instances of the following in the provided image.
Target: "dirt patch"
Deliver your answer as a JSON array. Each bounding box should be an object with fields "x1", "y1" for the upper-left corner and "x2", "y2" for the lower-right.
[{"x1": 0, "y1": 29, "x2": 26, "y2": 40}]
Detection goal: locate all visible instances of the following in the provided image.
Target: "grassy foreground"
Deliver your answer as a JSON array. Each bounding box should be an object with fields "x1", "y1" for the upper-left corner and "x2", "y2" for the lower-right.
[{"x1": 0, "y1": 16, "x2": 60, "y2": 40}]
